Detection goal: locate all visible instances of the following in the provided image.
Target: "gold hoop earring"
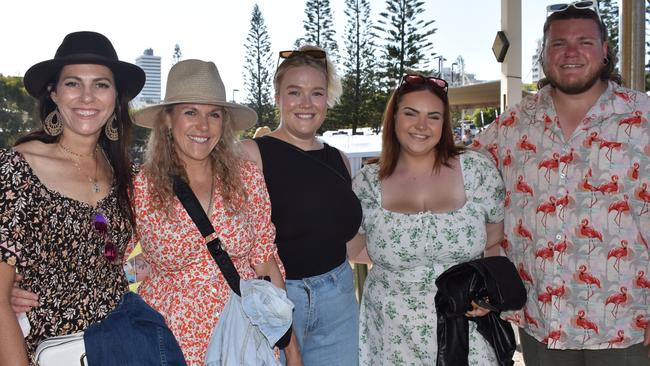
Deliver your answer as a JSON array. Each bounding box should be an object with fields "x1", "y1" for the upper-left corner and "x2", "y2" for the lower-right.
[
  {"x1": 43, "y1": 109, "x2": 63, "y2": 136},
  {"x1": 104, "y1": 113, "x2": 119, "y2": 141}
]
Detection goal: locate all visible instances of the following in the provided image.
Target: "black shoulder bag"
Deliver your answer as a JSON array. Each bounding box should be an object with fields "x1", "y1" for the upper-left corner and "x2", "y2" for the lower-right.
[{"x1": 171, "y1": 175, "x2": 292, "y2": 349}]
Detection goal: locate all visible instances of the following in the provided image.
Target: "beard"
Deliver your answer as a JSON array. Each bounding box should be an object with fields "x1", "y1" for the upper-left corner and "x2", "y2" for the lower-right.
[{"x1": 545, "y1": 64, "x2": 604, "y2": 95}]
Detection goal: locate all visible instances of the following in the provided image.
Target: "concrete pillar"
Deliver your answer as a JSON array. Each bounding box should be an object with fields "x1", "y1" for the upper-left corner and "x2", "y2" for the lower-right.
[
  {"x1": 499, "y1": 0, "x2": 522, "y2": 113},
  {"x1": 619, "y1": 0, "x2": 646, "y2": 92}
]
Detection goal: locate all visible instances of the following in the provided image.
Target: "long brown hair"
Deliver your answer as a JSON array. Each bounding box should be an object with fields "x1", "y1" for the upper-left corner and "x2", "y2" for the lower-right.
[
  {"x1": 141, "y1": 105, "x2": 247, "y2": 214},
  {"x1": 378, "y1": 75, "x2": 464, "y2": 180}
]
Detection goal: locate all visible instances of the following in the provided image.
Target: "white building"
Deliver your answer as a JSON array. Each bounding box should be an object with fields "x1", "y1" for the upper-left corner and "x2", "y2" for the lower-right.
[
  {"x1": 134, "y1": 49, "x2": 161, "y2": 106},
  {"x1": 531, "y1": 38, "x2": 545, "y2": 84}
]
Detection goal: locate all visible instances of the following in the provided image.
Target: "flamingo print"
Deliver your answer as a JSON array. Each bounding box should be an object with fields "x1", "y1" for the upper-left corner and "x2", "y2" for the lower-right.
[
  {"x1": 627, "y1": 162, "x2": 639, "y2": 181},
  {"x1": 573, "y1": 309, "x2": 599, "y2": 343},
  {"x1": 606, "y1": 240, "x2": 629, "y2": 273},
  {"x1": 634, "y1": 183, "x2": 650, "y2": 215},
  {"x1": 583, "y1": 131, "x2": 601, "y2": 148},
  {"x1": 499, "y1": 234, "x2": 510, "y2": 253},
  {"x1": 639, "y1": 232, "x2": 649, "y2": 250},
  {"x1": 502, "y1": 149, "x2": 513, "y2": 169},
  {"x1": 550, "y1": 281, "x2": 567, "y2": 311},
  {"x1": 504, "y1": 191, "x2": 511, "y2": 208},
  {"x1": 524, "y1": 308, "x2": 540, "y2": 328},
  {"x1": 514, "y1": 219, "x2": 534, "y2": 250},
  {"x1": 559, "y1": 148, "x2": 575, "y2": 175},
  {"x1": 576, "y1": 218, "x2": 603, "y2": 254},
  {"x1": 470, "y1": 139, "x2": 482, "y2": 149},
  {"x1": 538, "y1": 287, "x2": 553, "y2": 314},
  {"x1": 576, "y1": 264, "x2": 601, "y2": 300},
  {"x1": 607, "y1": 330, "x2": 626, "y2": 348},
  {"x1": 517, "y1": 134, "x2": 537, "y2": 163},
  {"x1": 543, "y1": 326, "x2": 563, "y2": 348},
  {"x1": 607, "y1": 194, "x2": 630, "y2": 227},
  {"x1": 555, "y1": 192, "x2": 570, "y2": 222},
  {"x1": 618, "y1": 110, "x2": 645, "y2": 137},
  {"x1": 634, "y1": 270, "x2": 650, "y2": 290},
  {"x1": 535, "y1": 242, "x2": 555, "y2": 270},
  {"x1": 579, "y1": 168, "x2": 598, "y2": 208},
  {"x1": 613, "y1": 90, "x2": 633, "y2": 103},
  {"x1": 518, "y1": 263, "x2": 534, "y2": 285},
  {"x1": 536, "y1": 196, "x2": 557, "y2": 229},
  {"x1": 486, "y1": 143, "x2": 499, "y2": 167},
  {"x1": 553, "y1": 236, "x2": 570, "y2": 265},
  {"x1": 503, "y1": 312, "x2": 522, "y2": 326},
  {"x1": 500, "y1": 111, "x2": 517, "y2": 136},
  {"x1": 515, "y1": 175, "x2": 534, "y2": 207},
  {"x1": 605, "y1": 287, "x2": 629, "y2": 319},
  {"x1": 633, "y1": 314, "x2": 649, "y2": 331},
  {"x1": 538, "y1": 153, "x2": 560, "y2": 183},
  {"x1": 597, "y1": 175, "x2": 619, "y2": 195},
  {"x1": 598, "y1": 139, "x2": 623, "y2": 162}
]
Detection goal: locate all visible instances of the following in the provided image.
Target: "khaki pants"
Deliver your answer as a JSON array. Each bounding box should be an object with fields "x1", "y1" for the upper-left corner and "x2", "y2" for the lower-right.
[{"x1": 519, "y1": 328, "x2": 650, "y2": 366}]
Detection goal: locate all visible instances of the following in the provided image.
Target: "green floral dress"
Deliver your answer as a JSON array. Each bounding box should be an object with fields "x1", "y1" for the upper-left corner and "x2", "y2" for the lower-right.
[{"x1": 352, "y1": 150, "x2": 505, "y2": 366}]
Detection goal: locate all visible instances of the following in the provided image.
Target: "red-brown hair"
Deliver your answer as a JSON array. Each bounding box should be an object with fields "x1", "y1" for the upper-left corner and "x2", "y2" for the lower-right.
[{"x1": 378, "y1": 75, "x2": 464, "y2": 180}]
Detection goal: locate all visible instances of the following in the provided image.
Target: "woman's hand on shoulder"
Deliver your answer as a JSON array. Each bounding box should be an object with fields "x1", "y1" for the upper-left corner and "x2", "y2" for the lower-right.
[{"x1": 239, "y1": 139, "x2": 263, "y2": 170}]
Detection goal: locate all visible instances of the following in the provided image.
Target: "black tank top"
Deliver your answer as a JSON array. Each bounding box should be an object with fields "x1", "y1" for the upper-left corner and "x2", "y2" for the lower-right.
[{"x1": 255, "y1": 136, "x2": 362, "y2": 279}]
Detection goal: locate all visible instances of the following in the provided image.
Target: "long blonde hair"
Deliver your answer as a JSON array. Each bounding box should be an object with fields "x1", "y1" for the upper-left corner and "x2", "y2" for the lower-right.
[{"x1": 142, "y1": 105, "x2": 247, "y2": 214}]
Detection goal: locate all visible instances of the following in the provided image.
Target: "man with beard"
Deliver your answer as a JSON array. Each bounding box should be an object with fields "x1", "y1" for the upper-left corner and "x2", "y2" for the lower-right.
[{"x1": 474, "y1": 2, "x2": 650, "y2": 365}]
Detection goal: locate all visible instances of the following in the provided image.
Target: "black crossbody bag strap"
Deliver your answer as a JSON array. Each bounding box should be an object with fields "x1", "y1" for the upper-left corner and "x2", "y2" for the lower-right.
[
  {"x1": 171, "y1": 175, "x2": 292, "y2": 349},
  {"x1": 172, "y1": 175, "x2": 241, "y2": 296}
]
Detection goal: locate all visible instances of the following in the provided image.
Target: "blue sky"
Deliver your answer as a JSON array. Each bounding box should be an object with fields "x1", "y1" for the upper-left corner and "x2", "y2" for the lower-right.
[{"x1": 1, "y1": 0, "x2": 637, "y2": 102}]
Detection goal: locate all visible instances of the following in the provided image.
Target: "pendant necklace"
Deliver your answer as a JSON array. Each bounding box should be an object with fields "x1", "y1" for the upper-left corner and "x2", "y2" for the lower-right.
[{"x1": 58, "y1": 142, "x2": 101, "y2": 194}]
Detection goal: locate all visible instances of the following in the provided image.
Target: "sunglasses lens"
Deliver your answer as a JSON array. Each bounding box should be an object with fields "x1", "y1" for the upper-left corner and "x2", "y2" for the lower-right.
[
  {"x1": 403, "y1": 75, "x2": 425, "y2": 85},
  {"x1": 279, "y1": 50, "x2": 294, "y2": 59},
  {"x1": 573, "y1": 1, "x2": 594, "y2": 9},
  {"x1": 547, "y1": 4, "x2": 569, "y2": 12},
  {"x1": 305, "y1": 50, "x2": 326, "y2": 59},
  {"x1": 103, "y1": 240, "x2": 117, "y2": 261},
  {"x1": 432, "y1": 78, "x2": 448, "y2": 89}
]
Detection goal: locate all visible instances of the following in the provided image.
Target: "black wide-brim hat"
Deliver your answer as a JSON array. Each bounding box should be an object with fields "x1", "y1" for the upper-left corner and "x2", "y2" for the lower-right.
[{"x1": 23, "y1": 31, "x2": 145, "y2": 100}]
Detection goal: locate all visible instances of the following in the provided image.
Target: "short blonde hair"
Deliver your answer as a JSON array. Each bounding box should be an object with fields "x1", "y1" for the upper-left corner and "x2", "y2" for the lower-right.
[{"x1": 273, "y1": 45, "x2": 341, "y2": 107}]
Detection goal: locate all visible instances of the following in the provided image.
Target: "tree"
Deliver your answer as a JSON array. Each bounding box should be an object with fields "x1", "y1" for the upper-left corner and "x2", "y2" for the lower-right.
[
  {"x1": 243, "y1": 4, "x2": 276, "y2": 128},
  {"x1": 374, "y1": 0, "x2": 437, "y2": 88},
  {"x1": 297, "y1": 0, "x2": 339, "y2": 60},
  {"x1": 172, "y1": 44, "x2": 182, "y2": 65},
  {"x1": 327, "y1": 0, "x2": 380, "y2": 134},
  {"x1": 0, "y1": 75, "x2": 37, "y2": 147},
  {"x1": 599, "y1": 0, "x2": 619, "y2": 62}
]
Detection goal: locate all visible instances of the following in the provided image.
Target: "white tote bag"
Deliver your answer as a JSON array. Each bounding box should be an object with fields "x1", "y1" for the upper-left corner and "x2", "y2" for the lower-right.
[{"x1": 34, "y1": 332, "x2": 86, "y2": 366}]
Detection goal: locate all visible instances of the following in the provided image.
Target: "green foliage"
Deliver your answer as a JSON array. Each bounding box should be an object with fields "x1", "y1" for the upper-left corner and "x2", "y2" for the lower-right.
[
  {"x1": 326, "y1": 0, "x2": 380, "y2": 134},
  {"x1": 599, "y1": 0, "x2": 619, "y2": 59},
  {"x1": 297, "y1": 0, "x2": 339, "y2": 61},
  {"x1": 470, "y1": 107, "x2": 497, "y2": 128},
  {"x1": 374, "y1": 0, "x2": 436, "y2": 88},
  {"x1": 243, "y1": 4, "x2": 276, "y2": 128},
  {"x1": 0, "y1": 75, "x2": 37, "y2": 147}
]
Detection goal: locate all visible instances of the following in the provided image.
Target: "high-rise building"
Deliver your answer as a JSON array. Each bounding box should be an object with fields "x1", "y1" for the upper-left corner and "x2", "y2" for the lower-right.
[
  {"x1": 135, "y1": 48, "x2": 161, "y2": 106},
  {"x1": 531, "y1": 39, "x2": 545, "y2": 84}
]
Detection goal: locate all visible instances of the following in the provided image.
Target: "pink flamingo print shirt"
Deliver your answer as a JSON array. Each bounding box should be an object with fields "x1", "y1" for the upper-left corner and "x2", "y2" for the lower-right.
[{"x1": 475, "y1": 81, "x2": 650, "y2": 350}]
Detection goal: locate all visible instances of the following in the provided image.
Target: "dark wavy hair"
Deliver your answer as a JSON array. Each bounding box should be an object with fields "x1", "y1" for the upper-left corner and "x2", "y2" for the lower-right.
[
  {"x1": 378, "y1": 74, "x2": 464, "y2": 180},
  {"x1": 537, "y1": 6, "x2": 623, "y2": 89},
  {"x1": 15, "y1": 69, "x2": 136, "y2": 227}
]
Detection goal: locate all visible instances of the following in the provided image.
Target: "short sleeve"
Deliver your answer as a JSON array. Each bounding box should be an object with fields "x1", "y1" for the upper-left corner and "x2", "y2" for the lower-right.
[
  {"x1": 472, "y1": 111, "x2": 507, "y2": 167},
  {"x1": 243, "y1": 162, "x2": 278, "y2": 267},
  {"x1": 466, "y1": 151, "x2": 505, "y2": 224},
  {"x1": 0, "y1": 149, "x2": 28, "y2": 267},
  {"x1": 352, "y1": 164, "x2": 380, "y2": 235}
]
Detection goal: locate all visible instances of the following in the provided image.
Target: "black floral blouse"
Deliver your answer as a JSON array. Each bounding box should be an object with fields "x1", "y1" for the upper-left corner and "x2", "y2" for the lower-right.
[{"x1": 0, "y1": 148, "x2": 130, "y2": 361}]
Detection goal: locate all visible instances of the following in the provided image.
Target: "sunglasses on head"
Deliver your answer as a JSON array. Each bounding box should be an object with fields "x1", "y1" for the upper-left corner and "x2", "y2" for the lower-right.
[
  {"x1": 278, "y1": 50, "x2": 327, "y2": 60},
  {"x1": 400, "y1": 74, "x2": 449, "y2": 93},
  {"x1": 546, "y1": 1, "x2": 601, "y2": 21},
  {"x1": 93, "y1": 211, "x2": 118, "y2": 263}
]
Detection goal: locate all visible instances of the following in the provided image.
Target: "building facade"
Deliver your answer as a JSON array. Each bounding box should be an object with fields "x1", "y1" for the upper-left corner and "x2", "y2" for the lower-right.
[
  {"x1": 531, "y1": 38, "x2": 545, "y2": 84},
  {"x1": 134, "y1": 49, "x2": 161, "y2": 106}
]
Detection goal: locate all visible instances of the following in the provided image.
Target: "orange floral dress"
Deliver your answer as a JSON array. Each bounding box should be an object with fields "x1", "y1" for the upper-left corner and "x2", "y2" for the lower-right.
[{"x1": 129, "y1": 161, "x2": 277, "y2": 365}]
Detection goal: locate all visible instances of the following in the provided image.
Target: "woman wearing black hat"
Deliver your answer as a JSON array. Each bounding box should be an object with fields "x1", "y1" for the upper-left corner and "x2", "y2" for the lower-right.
[{"x1": 0, "y1": 31, "x2": 145, "y2": 365}]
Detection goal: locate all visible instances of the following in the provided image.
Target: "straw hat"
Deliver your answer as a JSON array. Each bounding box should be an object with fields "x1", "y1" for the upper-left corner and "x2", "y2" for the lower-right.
[
  {"x1": 133, "y1": 59, "x2": 257, "y2": 130},
  {"x1": 23, "y1": 31, "x2": 145, "y2": 100}
]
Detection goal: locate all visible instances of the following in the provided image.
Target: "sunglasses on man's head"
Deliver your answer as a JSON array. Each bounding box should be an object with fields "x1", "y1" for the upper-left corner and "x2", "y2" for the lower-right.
[
  {"x1": 400, "y1": 74, "x2": 448, "y2": 93},
  {"x1": 546, "y1": 1, "x2": 601, "y2": 21}
]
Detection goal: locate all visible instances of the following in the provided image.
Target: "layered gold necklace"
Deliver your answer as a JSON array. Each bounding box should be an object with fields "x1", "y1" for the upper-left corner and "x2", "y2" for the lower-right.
[{"x1": 58, "y1": 142, "x2": 101, "y2": 194}]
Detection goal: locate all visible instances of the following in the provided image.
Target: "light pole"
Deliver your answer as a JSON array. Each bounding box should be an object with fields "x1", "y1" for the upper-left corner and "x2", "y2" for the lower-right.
[
  {"x1": 232, "y1": 89, "x2": 239, "y2": 102},
  {"x1": 433, "y1": 56, "x2": 446, "y2": 78},
  {"x1": 451, "y1": 62, "x2": 458, "y2": 85}
]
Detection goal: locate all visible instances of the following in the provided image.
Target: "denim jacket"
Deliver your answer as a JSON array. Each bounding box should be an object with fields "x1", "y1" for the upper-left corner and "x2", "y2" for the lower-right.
[
  {"x1": 84, "y1": 292, "x2": 186, "y2": 365},
  {"x1": 205, "y1": 279, "x2": 293, "y2": 366}
]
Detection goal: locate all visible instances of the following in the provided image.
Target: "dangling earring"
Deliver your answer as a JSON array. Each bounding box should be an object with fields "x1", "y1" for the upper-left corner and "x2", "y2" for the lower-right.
[
  {"x1": 166, "y1": 128, "x2": 173, "y2": 141},
  {"x1": 602, "y1": 57, "x2": 609, "y2": 65},
  {"x1": 104, "y1": 113, "x2": 119, "y2": 141},
  {"x1": 43, "y1": 109, "x2": 63, "y2": 136}
]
